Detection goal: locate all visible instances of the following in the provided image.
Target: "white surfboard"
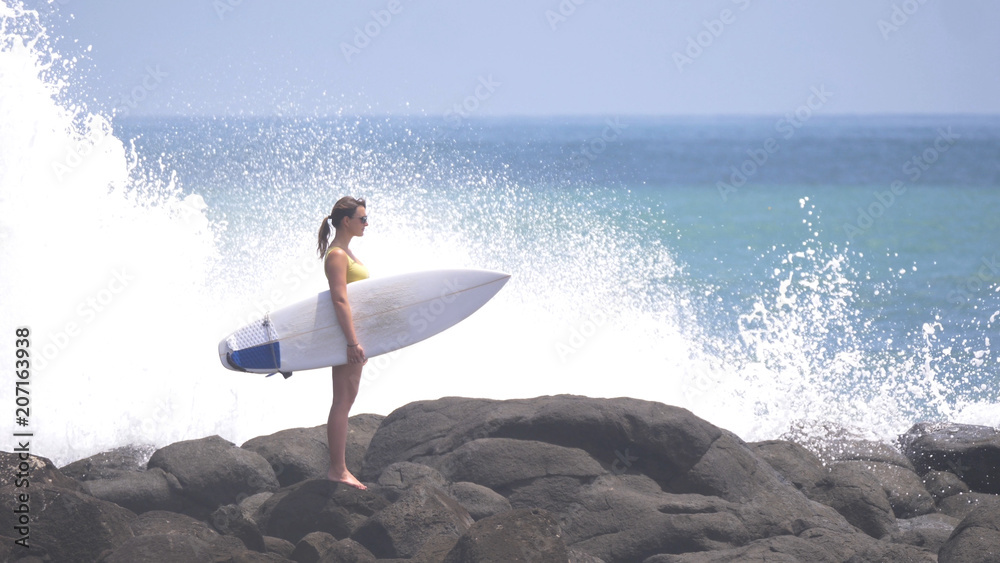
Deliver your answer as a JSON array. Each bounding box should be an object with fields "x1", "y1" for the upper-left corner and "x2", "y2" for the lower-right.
[{"x1": 219, "y1": 269, "x2": 510, "y2": 376}]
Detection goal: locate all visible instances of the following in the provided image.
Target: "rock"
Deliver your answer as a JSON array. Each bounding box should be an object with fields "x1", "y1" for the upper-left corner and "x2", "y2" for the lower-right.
[
  {"x1": 812, "y1": 438, "x2": 916, "y2": 470},
  {"x1": 806, "y1": 463, "x2": 896, "y2": 538},
  {"x1": 257, "y1": 479, "x2": 388, "y2": 544},
  {"x1": 376, "y1": 461, "x2": 448, "y2": 502},
  {"x1": 147, "y1": 435, "x2": 280, "y2": 519},
  {"x1": 129, "y1": 509, "x2": 221, "y2": 540},
  {"x1": 124, "y1": 508, "x2": 269, "y2": 559},
  {"x1": 443, "y1": 507, "x2": 569, "y2": 563},
  {"x1": 103, "y1": 534, "x2": 216, "y2": 563},
  {"x1": 900, "y1": 422, "x2": 1000, "y2": 494},
  {"x1": 891, "y1": 512, "x2": 960, "y2": 553},
  {"x1": 317, "y1": 538, "x2": 376, "y2": 563},
  {"x1": 361, "y1": 396, "x2": 854, "y2": 562},
  {"x1": 241, "y1": 491, "x2": 275, "y2": 523},
  {"x1": 645, "y1": 534, "x2": 842, "y2": 562},
  {"x1": 448, "y1": 481, "x2": 511, "y2": 520},
  {"x1": 82, "y1": 467, "x2": 184, "y2": 514},
  {"x1": 751, "y1": 440, "x2": 828, "y2": 493},
  {"x1": 344, "y1": 414, "x2": 385, "y2": 478},
  {"x1": 938, "y1": 492, "x2": 1000, "y2": 521},
  {"x1": 939, "y1": 505, "x2": 1000, "y2": 563},
  {"x1": 837, "y1": 460, "x2": 935, "y2": 518},
  {"x1": 432, "y1": 437, "x2": 605, "y2": 493},
  {"x1": 291, "y1": 531, "x2": 339, "y2": 562},
  {"x1": 265, "y1": 535, "x2": 296, "y2": 558},
  {"x1": 0, "y1": 451, "x2": 84, "y2": 492},
  {"x1": 351, "y1": 483, "x2": 474, "y2": 559},
  {"x1": 211, "y1": 503, "x2": 267, "y2": 552},
  {"x1": 0, "y1": 484, "x2": 135, "y2": 563},
  {"x1": 923, "y1": 470, "x2": 970, "y2": 503},
  {"x1": 242, "y1": 426, "x2": 332, "y2": 488},
  {"x1": 60, "y1": 444, "x2": 156, "y2": 481}
]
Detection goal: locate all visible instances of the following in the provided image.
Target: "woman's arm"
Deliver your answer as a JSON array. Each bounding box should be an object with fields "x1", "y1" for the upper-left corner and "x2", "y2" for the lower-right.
[{"x1": 325, "y1": 249, "x2": 366, "y2": 363}]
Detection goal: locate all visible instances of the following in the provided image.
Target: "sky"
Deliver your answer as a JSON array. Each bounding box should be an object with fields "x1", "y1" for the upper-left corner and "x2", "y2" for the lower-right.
[{"x1": 30, "y1": 0, "x2": 1000, "y2": 117}]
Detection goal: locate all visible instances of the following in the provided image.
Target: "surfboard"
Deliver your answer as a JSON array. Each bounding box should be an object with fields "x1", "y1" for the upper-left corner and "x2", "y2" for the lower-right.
[{"x1": 218, "y1": 269, "x2": 510, "y2": 376}]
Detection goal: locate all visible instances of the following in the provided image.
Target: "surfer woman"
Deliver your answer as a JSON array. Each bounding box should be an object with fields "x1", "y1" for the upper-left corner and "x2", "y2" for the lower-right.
[{"x1": 317, "y1": 196, "x2": 369, "y2": 490}]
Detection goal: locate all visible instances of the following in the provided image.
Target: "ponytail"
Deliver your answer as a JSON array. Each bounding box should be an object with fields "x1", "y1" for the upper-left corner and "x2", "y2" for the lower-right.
[{"x1": 316, "y1": 216, "x2": 333, "y2": 258}]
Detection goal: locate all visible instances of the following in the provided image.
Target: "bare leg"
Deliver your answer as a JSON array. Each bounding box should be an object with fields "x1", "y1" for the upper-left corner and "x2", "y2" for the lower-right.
[{"x1": 327, "y1": 363, "x2": 366, "y2": 489}]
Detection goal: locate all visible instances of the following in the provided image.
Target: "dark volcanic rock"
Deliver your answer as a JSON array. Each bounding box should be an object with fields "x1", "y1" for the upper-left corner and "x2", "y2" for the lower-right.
[
  {"x1": 257, "y1": 479, "x2": 388, "y2": 544},
  {"x1": 242, "y1": 425, "x2": 331, "y2": 487},
  {"x1": 938, "y1": 492, "x2": 1000, "y2": 521},
  {"x1": 317, "y1": 538, "x2": 376, "y2": 563},
  {"x1": 923, "y1": 470, "x2": 971, "y2": 503},
  {"x1": 837, "y1": 460, "x2": 935, "y2": 518},
  {"x1": 447, "y1": 481, "x2": 512, "y2": 520},
  {"x1": 360, "y1": 396, "x2": 857, "y2": 562},
  {"x1": 291, "y1": 531, "x2": 339, "y2": 562},
  {"x1": 900, "y1": 422, "x2": 1000, "y2": 494},
  {"x1": 147, "y1": 434, "x2": 280, "y2": 518},
  {"x1": 891, "y1": 512, "x2": 960, "y2": 554},
  {"x1": 375, "y1": 461, "x2": 448, "y2": 502},
  {"x1": 443, "y1": 507, "x2": 569, "y2": 563},
  {"x1": 807, "y1": 463, "x2": 896, "y2": 538},
  {"x1": 211, "y1": 503, "x2": 267, "y2": 552},
  {"x1": 60, "y1": 444, "x2": 156, "y2": 481},
  {"x1": 0, "y1": 451, "x2": 84, "y2": 491},
  {"x1": 939, "y1": 505, "x2": 1000, "y2": 563},
  {"x1": 82, "y1": 467, "x2": 184, "y2": 514},
  {"x1": 0, "y1": 484, "x2": 136, "y2": 563},
  {"x1": 351, "y1": 483, "x2": 474, "y2": 559}
]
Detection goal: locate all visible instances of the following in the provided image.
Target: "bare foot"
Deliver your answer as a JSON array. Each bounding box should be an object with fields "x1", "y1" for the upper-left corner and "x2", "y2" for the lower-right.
[{"x1": 327, "y1": 468, "x2": 367, "y2": 490}]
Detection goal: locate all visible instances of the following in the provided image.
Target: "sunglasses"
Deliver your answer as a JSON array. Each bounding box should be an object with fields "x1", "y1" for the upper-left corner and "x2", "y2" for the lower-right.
[{"x1": 354, "y1": 215, "x2": 368, "y2": 225}]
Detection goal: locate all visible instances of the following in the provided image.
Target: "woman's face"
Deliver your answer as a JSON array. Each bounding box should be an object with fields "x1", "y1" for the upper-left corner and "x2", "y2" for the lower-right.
[{"x1": 345, "y1": 206, "x2": 367, "y2": 237}]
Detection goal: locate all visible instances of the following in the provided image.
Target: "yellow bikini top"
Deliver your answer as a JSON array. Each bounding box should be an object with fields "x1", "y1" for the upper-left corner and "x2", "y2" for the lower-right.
[{"x1": 327, "y1": 247, "x2": 369, "y2": 284}]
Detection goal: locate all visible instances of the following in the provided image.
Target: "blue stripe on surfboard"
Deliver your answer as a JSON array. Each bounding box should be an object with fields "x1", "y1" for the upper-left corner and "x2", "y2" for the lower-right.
[{"x1": 229, "y1": 342, "x2": 281, "y2": 370}]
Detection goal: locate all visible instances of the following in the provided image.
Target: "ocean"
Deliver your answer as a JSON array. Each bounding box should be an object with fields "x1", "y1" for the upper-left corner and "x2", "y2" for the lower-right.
[{"x1": 2, "y1": 5, "x2": 998, "y2": 467}]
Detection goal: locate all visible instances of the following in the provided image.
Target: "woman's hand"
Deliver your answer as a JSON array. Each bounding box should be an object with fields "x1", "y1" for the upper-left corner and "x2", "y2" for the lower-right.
[{"x1": 348, "y1": 344, "x2": 367, "y2": 365}]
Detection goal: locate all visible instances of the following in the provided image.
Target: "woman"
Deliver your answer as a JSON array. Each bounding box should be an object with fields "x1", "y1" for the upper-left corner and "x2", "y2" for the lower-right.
[{"x1": 316, "y1": 196, "x2": 369, "y2": 489}]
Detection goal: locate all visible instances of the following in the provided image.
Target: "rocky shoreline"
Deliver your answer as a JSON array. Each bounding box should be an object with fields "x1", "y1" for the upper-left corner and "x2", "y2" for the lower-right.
[{"x1": 2, "y1": 395, "x2": 998, "y2": 562}]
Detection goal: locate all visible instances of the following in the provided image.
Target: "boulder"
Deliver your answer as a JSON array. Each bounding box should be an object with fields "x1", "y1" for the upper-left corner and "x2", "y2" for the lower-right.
[
  {"x1": 147, "y1": 435, "x2": 280, "y2": 518},
  {"x1": 60, "y1": 444, "x2": 156, "y2": 481},
  {"x1": 351, "y1": 483, "x2": 474, "y2": 559},
  {"x1": 242, "y1": 426, "x2": 331, "y2": 487},
  {"x1": 103, "y1": 534, "x2": 216, "y2": 563},
  {"x1": 257, "y1": 479, "x2": 388, "y2": 544},
  {"x1": 0, "y1": 484, "x2": 135, "y2": 563},
  {"x1": 376, "y1": 461, "x2": 449, "y2": 502},
  {"x1": 447, "y1": 481, "x2": 511, "y2": 520},
  {"x1": 211, "y1": 503, "x2": 267, "y2": 552},
  {"x1": 938, "y1": 492, "x2": 1000, "y2": 521},
  {"x1": 645, "y1": 534, "x2": 842, "y2": 562},
  {"x1": 939, "y1": 505, "x2": 1000, "y2": 563},
  {"x1": 360, "y1": 396, "x2": 855, "y2": 562},
  {"x1": 836, "y1": 460, "x2": 935, "y2": 518},
  {"x1": 264, "y1": 535, "x2": 296, "y2": 559},
  {"x1": 900, "y1": 422, "x2": 1000, "y2": 494},
  {"x1": 0, "y1": 451, "x2": 84, "y2": 491},
  {"x1": 443, "y1": 507, "x2": 569, "y2": 563},
  {"x1": 805, "y1": 463, "x2": 896, "y2": 538},
  {"x1": 891, "y1": 512, "x2": 960, "y2": 553},
  {"x1": 923, "y1": 470, "x2": 971, "y2": 503},
  {"x1": 317, "y1": 538, "x2": 376, "y2": 563},
  {"x1": 291, "y1": 531, "x2": 339, "y2": 562},
  {"x1": 82, "y1": 467, "x2": 184, "y2": 514},
  {"x1": 751, "y1": 440, "x2": 828, "y2": 493}
]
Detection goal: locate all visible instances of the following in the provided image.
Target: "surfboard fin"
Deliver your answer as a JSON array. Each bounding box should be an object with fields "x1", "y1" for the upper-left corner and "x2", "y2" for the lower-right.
[{"x1": 265, "y1": 371, "x2": 294, "y2": 379}]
